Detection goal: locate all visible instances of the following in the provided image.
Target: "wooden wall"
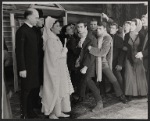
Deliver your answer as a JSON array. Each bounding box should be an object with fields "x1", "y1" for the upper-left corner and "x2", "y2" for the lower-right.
[
  {"x1": 3, "y1": 12, "x2": 12, "y2": 57},
  {"x1": 2, "y1": 4, "x2": 147, "y2": 66},
  {"x1": 3, "y1": 11, "x2": 24, "y2": 66}
]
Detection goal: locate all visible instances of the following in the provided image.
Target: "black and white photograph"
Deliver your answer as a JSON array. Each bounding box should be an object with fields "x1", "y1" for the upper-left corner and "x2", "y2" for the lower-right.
[{"x1": 1, "y1": 1, "x2": 148, "y2": 119}]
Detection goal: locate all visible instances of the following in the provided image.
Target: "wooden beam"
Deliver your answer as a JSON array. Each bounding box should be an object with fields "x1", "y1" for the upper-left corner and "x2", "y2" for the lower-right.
[
  {"x1": 63, "y1": 11, "x2": 67, "y2": 25},
  {"x1": 3, "y1": 10, "x2": 24, "y2": 14},
  {"x1": 10, "y1": 13, "x2": 19, "y2": 92},
  {"x1": 57, "y1": 4, "x2": 66, "y2": 11},
  {"x1": 30, "y1": 4, "x2": 65, "y2": 11},
  {"x1": 67, "y1": 10, "x2": 101, "y2": 17}
]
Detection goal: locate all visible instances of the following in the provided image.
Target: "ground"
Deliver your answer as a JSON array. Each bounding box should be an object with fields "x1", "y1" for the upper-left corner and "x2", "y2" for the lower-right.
[
  {"x1": 5, "y1": 68, "x2": 148, "y2": 119},
  {"x1": 10, "y1": 91, "x2": 148, "y2": 119}
]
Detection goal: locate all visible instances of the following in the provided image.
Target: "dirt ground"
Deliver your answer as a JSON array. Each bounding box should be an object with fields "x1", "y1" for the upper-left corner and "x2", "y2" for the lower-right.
[
  {"x1": 10, "y1": 91, "x2": 148, "y2": 119},
  {"x1": 77, "y1": 98, "x2": 148, "y2": 119}
]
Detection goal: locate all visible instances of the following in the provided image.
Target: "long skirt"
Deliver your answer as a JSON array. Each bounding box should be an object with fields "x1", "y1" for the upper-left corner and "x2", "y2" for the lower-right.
[
  {"x1": 125, "y1": 59, "x2": 148, "y2": 96},
  {"x1": 40, "y1": 57, "x2": 74, "y2": 116}
]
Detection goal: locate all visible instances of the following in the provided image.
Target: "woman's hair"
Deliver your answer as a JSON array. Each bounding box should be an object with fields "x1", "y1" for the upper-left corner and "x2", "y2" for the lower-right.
[
  {"x1": 52, "y1": 20, "x2": 60, "y2": 28},
  {"x1": 124, "y1": 21, "x2": 131, "y2": 25},
  {"x1": 141, "y1": 14, "x2": 148, "y2": 19},
  {"x1": 131, "y1": 18, "x2": 138, "y2": 26},
  {"x1": 61, "y1": 23, "x2": 75, "y2": 34}
]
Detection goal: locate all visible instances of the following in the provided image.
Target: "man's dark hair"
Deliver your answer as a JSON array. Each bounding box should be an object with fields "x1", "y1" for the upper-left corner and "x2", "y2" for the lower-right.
[
  {"x1": 68, "y1": 23, "x2": 75, "y2": 27},
  {"x1": 77, "y1": 21, "x2": 87, "y2": 27},
  {"x1": 110, "y1": 22, "x2": 118, "y2": 29},
  {"x1": 24, "y1": 9, "x2": 33, "y2": 19},
  {"x1": 98, "y1": 22, "x2": 107, "y2": 28},
  {"x1": 124, "y1": 21, "x2": 131, "y2": 25},
  {"x1": 61, "y1": 25, "x2": 68, "y2": 35},
  {"x1": 91, "y1": 18, "x2": 98, "y2": 23},
  {"x1": 36, "y1": 9, "x2": 43, "y2": 18}
]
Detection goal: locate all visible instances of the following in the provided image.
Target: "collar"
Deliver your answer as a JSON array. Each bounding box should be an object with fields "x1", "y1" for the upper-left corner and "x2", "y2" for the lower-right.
[
  {"x1": 78, "y1": 29, "x2": 88, "y2": 39},
  {"x1": 25, "y1": 22, "x2": 33, "y2": 28}
]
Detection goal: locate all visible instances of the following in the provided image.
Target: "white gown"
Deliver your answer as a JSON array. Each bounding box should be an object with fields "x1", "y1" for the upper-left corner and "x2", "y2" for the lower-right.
[{"x1": 39, "y1": 29, "x2": 74, "y2": 116}]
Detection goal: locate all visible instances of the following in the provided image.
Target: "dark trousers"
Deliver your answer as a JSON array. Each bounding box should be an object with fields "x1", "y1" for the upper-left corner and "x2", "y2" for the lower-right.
[
  {"x1": 70, "y1": 70, "x2": 80, "y2": 93},
  {"x1": 102, "y1": 68, "x2": 123, "y2": 97},
  {"x1": 99, "y1": 74, "x2": 110, "y2": 96},
  {"x1": 113, "y1": 69, "x2": 124, "y2": 93},
  {"x1": 20, "y1": 81, "x2": 40, "y2": 116},
  {"x1": 79, "y1": 75, "x2": 102, "y2": 102}
]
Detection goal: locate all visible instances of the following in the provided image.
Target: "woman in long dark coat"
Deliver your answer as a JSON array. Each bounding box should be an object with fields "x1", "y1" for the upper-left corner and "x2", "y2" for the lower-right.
[{"x1": 123, "y1": 18, "x2": 148, "y2": 97}]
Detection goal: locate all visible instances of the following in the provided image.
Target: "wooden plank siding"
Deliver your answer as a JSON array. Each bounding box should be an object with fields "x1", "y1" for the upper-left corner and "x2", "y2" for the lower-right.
[
  {"x1": 2, "y1": 4, "x2": 147, "y2": 66},
  {"x1": 3, "y1": 11, "x2": 24, "y2": 66}
]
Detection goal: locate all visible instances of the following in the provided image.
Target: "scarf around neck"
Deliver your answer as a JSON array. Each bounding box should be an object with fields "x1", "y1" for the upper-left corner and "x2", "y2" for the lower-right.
[
  {"x1": 96, "y1": 31, "x2": 113, "y2": 82},
  {"x1": 78, "y1": 29, "x2": 88, "y2": 48}
]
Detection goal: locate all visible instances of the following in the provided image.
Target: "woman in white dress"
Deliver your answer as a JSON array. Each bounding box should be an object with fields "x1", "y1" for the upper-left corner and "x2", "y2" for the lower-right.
[{"x1": 39, "y1": 16, "x2": 74, "y2": 119}]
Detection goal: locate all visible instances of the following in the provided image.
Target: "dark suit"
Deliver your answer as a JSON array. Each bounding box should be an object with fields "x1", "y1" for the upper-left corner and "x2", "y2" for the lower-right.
[
  {"x1": 15, "y1": 23, "x2": 40, "y2": 117},
  {"x1": 66, "y1": 34, "x2": 81, "y2": 91},
  {"x1": 79, "y1": 32, "x2": 101, "y2": 102},
  {"x1": 33, "y1": 27, "x2": 44, "y2": 85},
  {"x1": 111, "y1": 34, "x2": 124, "y2": 91},
  {"x1": 32, "y1": 27, "x2": 44, "y2": 109}
]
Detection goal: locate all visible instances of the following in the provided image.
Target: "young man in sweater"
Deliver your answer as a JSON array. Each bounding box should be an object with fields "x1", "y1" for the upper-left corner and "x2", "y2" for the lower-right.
[
  {"x1": 88, "y1": 22, "x2": 127, "y2": 104},
  {"x1": 75, "y1": 21, "x2": 103, "y2": 112}
]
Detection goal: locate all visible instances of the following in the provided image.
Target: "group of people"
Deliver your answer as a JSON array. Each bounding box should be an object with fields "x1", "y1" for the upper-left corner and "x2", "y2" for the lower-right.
[{"x1": 14, "y1": 8, "x2": 148, "y2": 119}]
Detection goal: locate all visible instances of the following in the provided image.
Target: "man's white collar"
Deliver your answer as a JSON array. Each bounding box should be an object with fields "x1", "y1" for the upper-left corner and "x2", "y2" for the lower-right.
[{"x1": 25, "y1": 22, "x2": 33, "y2": 28}]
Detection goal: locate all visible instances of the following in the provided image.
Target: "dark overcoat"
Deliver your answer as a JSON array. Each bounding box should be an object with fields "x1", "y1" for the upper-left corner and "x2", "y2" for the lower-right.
[
  {"x1": 66, "y1": 34, "x2": 81, "y2": 71},
  {"x1": 33, "y1": 27, "x2": 44, "y2": 85},
  {"x1": 15, "y1": 23, "x2": 40, "y2": 90},
  {"x1": 123, "y1": 32, "x2": 145, "y2": 66},
  {"x1": 79, "y1": 32, "x2": 97, "y2": 78},
  {"x1": 111, "y1": 34, "x2": 124, "y2": 68}
]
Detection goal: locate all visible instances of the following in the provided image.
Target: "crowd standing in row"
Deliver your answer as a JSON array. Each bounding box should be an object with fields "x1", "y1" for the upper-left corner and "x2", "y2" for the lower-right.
[{"x1": 3, "y1": 8, "x2": 147, "y2": 119}]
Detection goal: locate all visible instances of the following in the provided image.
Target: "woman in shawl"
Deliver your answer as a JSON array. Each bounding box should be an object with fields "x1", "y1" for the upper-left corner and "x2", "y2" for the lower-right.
[
  {"x1": 123, "y1": 18, "x2": 148, "y2": 98},
  {"x1": 39, "y1": 16, "x2": 74, "y2": 119}
]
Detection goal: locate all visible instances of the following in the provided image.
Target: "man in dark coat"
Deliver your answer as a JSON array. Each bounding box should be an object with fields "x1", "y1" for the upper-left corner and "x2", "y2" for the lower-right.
[
  {"x1": 109, "y1": 22, "x2": 124, "y2": 92},
  {"x1": 15, "y1": 8, "x2": 40, "y2": 119},
  {"x1": 75, "y1": 21, "x2": 103, "y2": 112}
]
